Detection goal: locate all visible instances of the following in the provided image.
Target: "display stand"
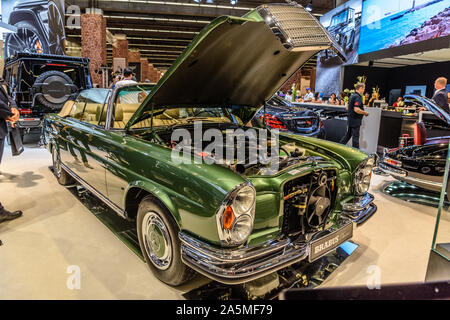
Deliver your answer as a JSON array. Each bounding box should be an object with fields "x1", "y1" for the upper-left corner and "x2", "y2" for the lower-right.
[{"x1": 425, "y1": 141, "x2": 450, "y2": 281}]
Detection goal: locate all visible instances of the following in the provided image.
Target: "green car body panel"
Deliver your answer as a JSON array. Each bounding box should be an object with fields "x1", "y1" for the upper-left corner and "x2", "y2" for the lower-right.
[{"x1": 45, "y1": 109, "x2": 368, "y2": 247}]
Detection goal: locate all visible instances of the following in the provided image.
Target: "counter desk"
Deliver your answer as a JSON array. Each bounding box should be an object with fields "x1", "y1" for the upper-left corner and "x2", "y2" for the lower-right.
[{"x1": 293, "y1": 102, "x2": 448, "y2": 154}]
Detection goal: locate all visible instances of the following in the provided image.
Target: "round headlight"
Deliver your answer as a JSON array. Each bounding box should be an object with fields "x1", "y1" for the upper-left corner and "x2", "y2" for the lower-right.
[
  {"x1": 232, "y1": 185, "x2": 255, "y2": 215},
  {"x1": 216, "y1": 184, "x2": 256, "y2": 247},
  {"x1": 354, "y1": 157, "x2": 375, "y2": 195},
  {"x1": 231, "y1": 214, "x2": 253, "y2": 244}
]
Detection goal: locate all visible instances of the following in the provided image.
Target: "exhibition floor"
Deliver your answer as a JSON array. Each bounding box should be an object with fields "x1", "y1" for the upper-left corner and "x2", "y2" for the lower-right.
[{"x1": 0, "y1": 143, "x2": 448, "y2": 299}]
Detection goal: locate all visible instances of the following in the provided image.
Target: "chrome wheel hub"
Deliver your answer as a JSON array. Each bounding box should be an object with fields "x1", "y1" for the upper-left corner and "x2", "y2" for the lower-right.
[
  {"x1": 52, "y1": 149, "x2": 61, "y2": 178},
  {"x1": 142, "y1": 212, "x2": 172, "y2": 270}
]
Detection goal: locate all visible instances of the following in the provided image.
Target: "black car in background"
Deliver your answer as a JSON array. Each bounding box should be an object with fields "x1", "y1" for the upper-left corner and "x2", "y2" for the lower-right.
[
  {"x1": 251, "y1": 96, "x2": 325, "y2": 138},
  {"x1": 380, "y1": 95, "x2": 450, "y2": 193},
  {"x1": 3, "y1": 52, "x2": 92, "y2": 140}
]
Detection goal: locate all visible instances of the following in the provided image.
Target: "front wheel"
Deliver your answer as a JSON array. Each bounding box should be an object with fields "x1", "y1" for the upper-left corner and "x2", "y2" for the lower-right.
[
  {"x1": 137, "y1": 196, "x2": 195, "y2": 286},
  {"x1": 52, "y1": 147, "x2": 74, "y2": 185}
]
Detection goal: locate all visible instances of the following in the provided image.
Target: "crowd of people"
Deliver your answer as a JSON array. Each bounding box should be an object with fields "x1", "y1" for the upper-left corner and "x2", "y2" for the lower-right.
[
  {"x1": 277, "y1": 77, "x2": 448, "y2": 150},
  {"x1": 109, "y1": 67, "x2": 138, "y2": 89},
  {"x1": 108, "y1": 67, "x2": 152, "y2": 89},
  {"x1": 279, "y1": 77, "x2": 448, "y2": 112},
  {"x1": 280, "y1": 87, "x2": 372, "y2": 106}
]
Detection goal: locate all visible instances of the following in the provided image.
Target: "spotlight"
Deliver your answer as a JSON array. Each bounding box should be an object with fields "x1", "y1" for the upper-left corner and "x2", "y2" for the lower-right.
[
  {"x1": 193, "y1": 0, "x2": 201, "y2": 3},
  {"x1": 206, "y1": 0, "x2": 214, "y2": 3},
  {"x1": 230, "y1": 0, "x2": 237, "y2": 5}
]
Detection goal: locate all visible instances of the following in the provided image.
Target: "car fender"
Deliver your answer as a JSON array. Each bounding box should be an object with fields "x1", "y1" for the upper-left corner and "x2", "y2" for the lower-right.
[
  {"x1": 9, "y1": 10, "x2": 46, "y2": 36},
  {"x1": 124, "y1": 180, "x2": 181, "y2": 224}
]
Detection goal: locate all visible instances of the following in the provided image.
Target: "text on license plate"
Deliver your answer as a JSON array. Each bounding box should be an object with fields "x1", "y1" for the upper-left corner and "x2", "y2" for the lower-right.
[{"x1": 309, "y1": 222, "x2": 353, "y2": 262}]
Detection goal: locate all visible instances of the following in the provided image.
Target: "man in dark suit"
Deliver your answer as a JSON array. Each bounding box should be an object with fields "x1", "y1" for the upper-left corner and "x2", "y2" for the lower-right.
[
  {"x1": 0, "y1": 80, "x2": 22, "y2": 222},
  {"x1": 339, "y1": 82, "x2": 369, "y2": 149},
  {"x1": 432, "y1": 77, "x2": 449, "y2": 113}
]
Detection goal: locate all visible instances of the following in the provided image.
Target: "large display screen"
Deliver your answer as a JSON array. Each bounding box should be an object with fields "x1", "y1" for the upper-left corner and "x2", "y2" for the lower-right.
[
  {"x1": 359, "y1": 0, "x2": 450, "y2": 55},
  {"x1": 1, "y1": 0, "x2": 66, "y2": 58},
  {"x1": 405, "y1": 85, "x2": 428, "y2": 96},
  {"x1": 315, "y1": 0, "x2": 362, "y2": 98}
]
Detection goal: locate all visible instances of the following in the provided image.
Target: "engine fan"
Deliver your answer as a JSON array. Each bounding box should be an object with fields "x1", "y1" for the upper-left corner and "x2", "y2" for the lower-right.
[{"x1": 305, "y1": 172, "x2": 331, "y2": 228}]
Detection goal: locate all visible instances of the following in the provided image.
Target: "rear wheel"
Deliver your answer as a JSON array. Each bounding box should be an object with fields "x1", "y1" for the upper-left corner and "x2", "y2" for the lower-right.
[
  {"x1": 52, "y1": 147, "x2": 74, "y2": 185},
  {"x1": 4, "y1": 21, "x2": 49, "y2": 57},
  {"x1": 136, "y1": 196, "x2": 195, "y2": 286}
]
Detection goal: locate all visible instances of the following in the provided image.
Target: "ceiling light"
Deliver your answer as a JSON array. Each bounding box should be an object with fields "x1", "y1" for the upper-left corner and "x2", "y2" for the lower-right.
[
  {"x1": 306, "y1": 3, "x2": 313, "y2": 12},
  {"x1": 230, "y1": 0, "x2": 237, "y2": 5}
]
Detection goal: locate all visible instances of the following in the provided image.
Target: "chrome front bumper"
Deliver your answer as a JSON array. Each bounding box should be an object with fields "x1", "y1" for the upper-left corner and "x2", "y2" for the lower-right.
[
  {"x1": 179, "y1": 219, "x2": 352, "y2": 285},
  {"x1": 379, "y1": 162, "x2": 407, "y2": 177},
  {"x1": 341, "y1": 192, "x2": 377, "y2": 225},
  {"x1": 379, "y1": 162, "x2": 443, "y2": 192}
]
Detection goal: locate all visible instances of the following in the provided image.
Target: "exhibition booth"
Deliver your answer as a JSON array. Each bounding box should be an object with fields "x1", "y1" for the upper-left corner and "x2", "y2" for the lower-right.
[{"x1": 0, "y1": 0, "x2": 448, "y2": 302}]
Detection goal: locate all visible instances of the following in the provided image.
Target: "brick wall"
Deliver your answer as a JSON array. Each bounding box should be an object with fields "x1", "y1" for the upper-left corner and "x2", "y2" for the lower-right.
[
  {"x1": 112, "y1": 39, "x2": 128, "y2": 64},
  {"x1": 81, "y1": 14, "x2": 106, "y2": 87},
  {"x1": 280, "y1": 69, "x2": 302, "y2": 92},
  {"x1": 140, "y1": 58, "x2": 149, "y2": 82},
  {"x1": 128, "y1": 50, "x2": 141, "y2": 63}
]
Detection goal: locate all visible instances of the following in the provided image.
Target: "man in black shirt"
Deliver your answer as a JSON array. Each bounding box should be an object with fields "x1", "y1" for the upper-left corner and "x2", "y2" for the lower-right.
[
  {"x1": 339, "y1": 82, "x2": 369, "y2": 149},
  {"x1": 0, "y1": 81, "x2": 22, "y2": 223}
]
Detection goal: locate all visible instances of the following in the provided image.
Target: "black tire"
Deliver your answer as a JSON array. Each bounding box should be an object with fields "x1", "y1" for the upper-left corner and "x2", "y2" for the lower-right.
[
  {"x1": 137, "y1": 195, "x2": 195, "y2": 286},
  {"x1": 52, "y1": 146, "x2": 74, "y2": 186},
  {"x1": 34, "y1": 71, "x2": 77, "y2": 110},
  {"x1": 47, "y1": 1, "x2": 66, "y2": 55},
  {"x1": 4, "y1": 20, "x2": 49, "y2": 58}
]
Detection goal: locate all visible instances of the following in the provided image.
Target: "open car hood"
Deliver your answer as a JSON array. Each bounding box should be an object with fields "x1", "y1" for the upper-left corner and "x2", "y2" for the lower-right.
[
  {"x1": 126, "y1": 3, "x2": 346, "y2": 129},
  {"x1": 404, "y1": 94, "x2": 450, "y2": 126}
]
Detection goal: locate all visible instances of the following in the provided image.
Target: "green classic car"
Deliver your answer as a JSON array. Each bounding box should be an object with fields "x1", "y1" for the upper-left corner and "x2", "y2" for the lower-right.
[{"x1": 44, "y1": 3, "x2": 377, "y2": 286}]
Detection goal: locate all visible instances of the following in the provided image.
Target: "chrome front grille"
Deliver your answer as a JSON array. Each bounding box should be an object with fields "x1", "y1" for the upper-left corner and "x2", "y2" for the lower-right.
[
  {"x1": 266, "y1": 5, "x2": 329, "y2": 47},
  {"x1": 257, "y1": 3, "x2": 346, "y2": 60}
]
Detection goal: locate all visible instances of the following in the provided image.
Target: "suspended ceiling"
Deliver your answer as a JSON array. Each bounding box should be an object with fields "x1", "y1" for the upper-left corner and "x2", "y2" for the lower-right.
[{"x1": 65, "y1": 0, "x2": 337, "y2": 71}]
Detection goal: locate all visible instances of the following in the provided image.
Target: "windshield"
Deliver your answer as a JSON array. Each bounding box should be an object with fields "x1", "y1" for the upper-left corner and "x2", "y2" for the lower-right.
[
  {"x1": 269, "y1": 96, "x2": 290, "y2": 107},
  {"x1": 115, "y1": 84, "x2": 154, "y2": 104},
  {"x1": 129, "y1": 107, "x2": 236, "y2": 129},
  {"x1": 330, "y1": 9, "x2": 349, "y2": 27}
]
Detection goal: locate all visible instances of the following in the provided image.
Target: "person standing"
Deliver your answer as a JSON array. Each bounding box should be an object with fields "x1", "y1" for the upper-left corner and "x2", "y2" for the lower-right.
[
  {"x1": 0, "y1": 81, "x2": 22, "y2": 223},
  {"x1": 339, "y1": 82, "x2": 369, "y2": 149},
  {"x1": 304, "y1": 87, "x2": 314, "y2": 102},
  {"x1": 115, "y1": 68, "x2": 137, "y2": 88},
  {"x1": 432, "y1": 77, "x2": 449, "y2": 112},
  {"x1": 284, "y1": 90, "x2": 292, "y2": 102}
]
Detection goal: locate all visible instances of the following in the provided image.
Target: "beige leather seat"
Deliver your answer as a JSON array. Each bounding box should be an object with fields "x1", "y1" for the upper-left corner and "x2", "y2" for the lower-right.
[
  {"x1": 152, "y1": 109, "x2": 180, "y2": 127},
  {"x1": 113, "y1": 105, "x2": 127, "y2": 128},
  {"x1": 58, "y1": 100, "x2": 75, "y2": 117},
  {"x1": 119, "y1": 103, "x2": 141, "y2": 123},
  {"x1": 83, "y1": 103, "x2": 102, "y2": 124}
]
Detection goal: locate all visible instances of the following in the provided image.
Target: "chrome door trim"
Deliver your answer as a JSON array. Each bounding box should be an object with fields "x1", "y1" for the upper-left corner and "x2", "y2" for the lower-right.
[{"x1": 59, "y1": 161, "x2": 127, "y2": 219}]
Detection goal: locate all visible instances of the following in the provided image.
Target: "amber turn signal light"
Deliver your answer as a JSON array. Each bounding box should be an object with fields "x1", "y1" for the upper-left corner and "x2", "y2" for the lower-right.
[{"x1": 222, "y1": 206, "x2": 235, "y2": 230}]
